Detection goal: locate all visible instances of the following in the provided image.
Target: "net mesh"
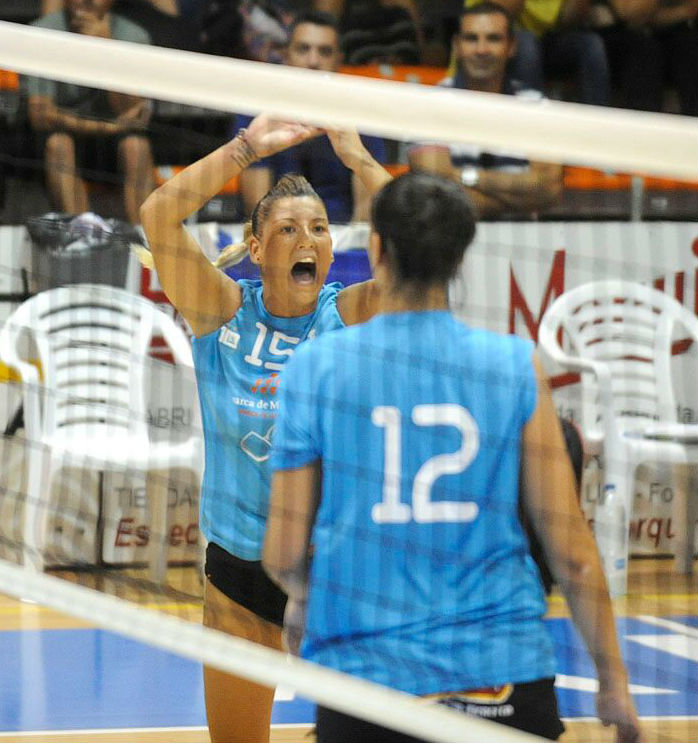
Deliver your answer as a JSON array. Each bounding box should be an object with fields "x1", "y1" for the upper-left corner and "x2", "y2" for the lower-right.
[{"x1": 0, "y1": 17, "x2": 696, "y2": 744}]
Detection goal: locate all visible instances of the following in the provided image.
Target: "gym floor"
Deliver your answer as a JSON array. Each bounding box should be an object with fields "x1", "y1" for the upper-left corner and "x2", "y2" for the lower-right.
[{"x1": 0, "y1": 559, "x2": 695, "y2": 743}]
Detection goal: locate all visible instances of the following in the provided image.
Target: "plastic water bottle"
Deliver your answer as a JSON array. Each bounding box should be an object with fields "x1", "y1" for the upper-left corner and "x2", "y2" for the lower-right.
[{"x1": 594, "y1": 483, "x2": 628, "y2": 597}]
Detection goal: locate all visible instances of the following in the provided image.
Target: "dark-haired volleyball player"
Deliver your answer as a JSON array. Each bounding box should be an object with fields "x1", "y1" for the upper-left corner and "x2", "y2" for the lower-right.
[{"x1": 265, "y1": 172, "x2": 642, "y2": 742}]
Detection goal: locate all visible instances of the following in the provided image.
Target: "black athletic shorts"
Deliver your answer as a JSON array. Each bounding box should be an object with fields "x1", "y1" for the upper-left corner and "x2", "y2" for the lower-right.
[
  {"x1": 316, "y1": 678, "x2": 565, "y2": 742},
  {"x1": 204, "y1": 542, "x2": 287, "y2": 627}
]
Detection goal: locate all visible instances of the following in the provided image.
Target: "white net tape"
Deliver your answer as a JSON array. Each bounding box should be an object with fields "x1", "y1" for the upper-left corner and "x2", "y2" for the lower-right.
[
  {"x1": 0, "y1": 20, "x2": 696, "y2": 179},
  {"x1": 0, "y1": 560, "x2": 542, "y2": 742}
]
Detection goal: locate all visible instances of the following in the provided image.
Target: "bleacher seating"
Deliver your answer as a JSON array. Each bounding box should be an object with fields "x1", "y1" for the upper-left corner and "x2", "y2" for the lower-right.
[
  {"x1": 339, "y1": 64, "x2": 447, "y2": 86},
  {"x1": 542, "y1": 166, "x2": 698, "y2": 221},
  {"x1": 0, "y1": 53, "x2": 696, "y2": 225}
]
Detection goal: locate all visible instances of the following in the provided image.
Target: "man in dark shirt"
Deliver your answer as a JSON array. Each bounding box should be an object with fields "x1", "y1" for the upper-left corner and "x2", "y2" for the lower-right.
[{"x1": 232, "y1": 10, "x2": 386, "y2": 223}]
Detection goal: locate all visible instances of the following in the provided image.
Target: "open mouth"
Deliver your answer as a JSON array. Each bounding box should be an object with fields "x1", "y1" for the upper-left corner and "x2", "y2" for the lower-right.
[{"x1": 290, "y1": 258, "x2": 317, "y2": 285}]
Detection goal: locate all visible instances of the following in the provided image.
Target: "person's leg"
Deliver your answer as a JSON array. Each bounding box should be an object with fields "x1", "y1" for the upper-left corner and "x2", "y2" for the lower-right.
[
  {"x1": 44, "y1": 132, "x2": 89, "y2": 214},
  {"x1": 603, "y1": 24, "x2": 663, "y2": 111},
  {"x1": 662, "y1": 22, "x2": 698, "y2": 115},
  {"x1": 202, "y1": 579, "x2": 283, "y2": 743},
  {"x1": 510, "y1": 27, "x2": 544, "y2": 91},
  {"x1": 543, "y1": 29, "x2": 611, "y2": 106},
  {"x1": 118, "y1": 134, "x2": 154, "y2": 224}
]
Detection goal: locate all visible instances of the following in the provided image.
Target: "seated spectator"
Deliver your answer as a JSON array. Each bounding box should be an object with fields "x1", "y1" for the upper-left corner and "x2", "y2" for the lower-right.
[
  {"x1": 25, "y1": 0, "x2": 155, "y2": 224},
  {"x1": 590, "y1": 0, "x2": 658, "y2": 110},
  {"x1": 196, "y1": 1, "x2": 295, "y2": 61},
  {"x1": 465, "y1": 0, "x2": 611, "y2": 106},
  {"x1": 231, "y1": 10, "x2": 386, "y2": 222},
  {"x1": 593, "y1": 0, "x2": 697, "y2": 115},
  {"x1": 42, "y1": 0, "x2": 192, "y2": 48},
  {"x1": 238, "y1": 0, "x2": 294, "y2": 63},
  {"x1": 43, "y1": 0, "x2": 179, "y2": 11},
  {"x1": 328, "y1": 0, "x2": 424, "y2": 64},
  {"x1": 409, "y1": 3, "x2": 562, "y2": 218},
  {"x1": 648, "y1": 0, "x2": 698, "y2": 115}
]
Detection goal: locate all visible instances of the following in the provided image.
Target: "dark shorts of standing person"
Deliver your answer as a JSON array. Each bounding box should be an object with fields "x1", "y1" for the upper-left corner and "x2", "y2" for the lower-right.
[
  {"x1": 316, "y1": 678, "x2": 565, "y2": 742},
  {"x1": 204, "y1": 541, "x2": 287, "y2": 626},
  {"x1": 37, "y1": 130, "x2": 149, "y2": 183}
]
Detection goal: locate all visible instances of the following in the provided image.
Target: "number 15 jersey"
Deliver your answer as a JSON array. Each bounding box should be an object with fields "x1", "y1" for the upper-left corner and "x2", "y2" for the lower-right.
[
  {"x1": 192, "y1": 279, "x2": 344, "y2": 561},
  {"x1": 271, "y1": 310, "x2": 555, "y2": 695}
]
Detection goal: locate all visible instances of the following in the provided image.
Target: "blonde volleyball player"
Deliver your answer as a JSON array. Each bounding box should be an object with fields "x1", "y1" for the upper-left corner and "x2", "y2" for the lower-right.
[
  {"x1": 265, "y1": 172, "x2": 643, "y2": 742},
  {"x1": 140, "y1": 115, "x2": 390, "y2": 742}
]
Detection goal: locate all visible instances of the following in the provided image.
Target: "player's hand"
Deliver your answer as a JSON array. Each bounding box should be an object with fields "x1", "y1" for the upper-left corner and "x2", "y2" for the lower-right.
[
  {"x1": 244, "y1": 114, "x2": 321, "y2": 159},
  {"x1": 596, "y1": 685, "x2": 644, "y2": 742},
  {"x1": 116, "y1": 101, "x2": 151, "y2": 130},
  {"x1": 71, "y1": 8, "x2": 111, "y2": 38},
  {"x1": 326, "y1": 127, "x2": 367, "y2": 171},
  {"x1": 281, "y1": 597, "x2": 307, "y2": 656}
]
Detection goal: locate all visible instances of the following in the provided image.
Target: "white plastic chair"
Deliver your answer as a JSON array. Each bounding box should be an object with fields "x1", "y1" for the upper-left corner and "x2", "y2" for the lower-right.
[
  {"x1": 0, "y1": 284, "x2": 203, "y2": 581},
  {"x1": 539, "y1": 279, "x2": 698, "y2": 574}
]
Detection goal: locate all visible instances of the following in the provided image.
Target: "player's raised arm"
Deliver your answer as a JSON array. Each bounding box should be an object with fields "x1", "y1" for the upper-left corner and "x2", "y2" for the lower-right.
[
  {"x1": 325, "y1": 127, "x2": 391, "y2": 325},
  {"x1": 326, "y1": 127, "x2": 393, "y2": 198},
  {"x1": 140, "y1": 114, "x2": 320, "y2": 337}
]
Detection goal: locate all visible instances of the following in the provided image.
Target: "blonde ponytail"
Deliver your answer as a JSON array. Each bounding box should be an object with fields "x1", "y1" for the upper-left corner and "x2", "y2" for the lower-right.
[
  {"x1": 213, "y1": 223, "x2": 253, "y2": 269},
  {"x1": 131, "y1": 223, "x2": 253, "y2": 272}
]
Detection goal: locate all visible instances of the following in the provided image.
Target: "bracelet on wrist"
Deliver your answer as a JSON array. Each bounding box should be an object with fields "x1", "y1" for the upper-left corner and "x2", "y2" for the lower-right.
[{"x1": 233, "y1": 128, "x2": 259, "y2": 168}]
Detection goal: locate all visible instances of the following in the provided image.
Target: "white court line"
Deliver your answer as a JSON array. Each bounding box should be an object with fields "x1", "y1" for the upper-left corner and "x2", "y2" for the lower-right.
[
  {"x1": 2, "y1": 716, "x2": 694, "y2": 738},
  {"x1": 555, "y1": 674, "x2": 676, "y2": 695},
  {"x1": 625, "y1": 634, "x2": 698, "y2": 662},
  {"x1": 562, "y1": 716, "x2": 697, "y2": 722},
  {"x1": 0, "y1": 724, "x2": 312, "y2": 737},
  {"x1": 274, "y1": 686, "x2": 295, "y2": 701},
  {"x1": 638, "y1": 615, "x2": 698, "y2": 639}
]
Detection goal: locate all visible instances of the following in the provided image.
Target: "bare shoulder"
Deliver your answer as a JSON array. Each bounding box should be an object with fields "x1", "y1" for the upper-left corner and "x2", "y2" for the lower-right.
[{"x1": 336, "y1": 280, "x2": 380, "y2": 326}]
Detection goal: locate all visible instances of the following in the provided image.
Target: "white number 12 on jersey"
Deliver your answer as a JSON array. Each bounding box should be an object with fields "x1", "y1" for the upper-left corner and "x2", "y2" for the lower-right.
[{"x1": 371, "y1": 404, "x2": 480, "y2": 524}]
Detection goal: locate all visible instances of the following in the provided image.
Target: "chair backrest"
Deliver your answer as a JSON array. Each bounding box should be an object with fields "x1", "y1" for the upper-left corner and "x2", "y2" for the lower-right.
[
  {"x1": 0, "y1": 284, "x2": 195, "y2": 441},
  {"x1": 539, "y1": 279, "x2": 698, "y2": 441}
]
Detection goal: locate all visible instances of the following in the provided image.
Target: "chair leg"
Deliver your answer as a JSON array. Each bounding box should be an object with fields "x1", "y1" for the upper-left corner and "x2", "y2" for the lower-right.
[
  {"x1": 146, "y1": 469, "x2": 169, "y2": 584},
  {"x1": 22, "y1": 443, "x2": 52, "y2": 572},
  {"x1": 680, "y1": 462, "x2": 697, "y2": 574}
]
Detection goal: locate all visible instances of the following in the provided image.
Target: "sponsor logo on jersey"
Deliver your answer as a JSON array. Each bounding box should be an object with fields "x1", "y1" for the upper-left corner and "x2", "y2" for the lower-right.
[{"x1": 219, "y1": 326, "x2": 240, "y2": 350}]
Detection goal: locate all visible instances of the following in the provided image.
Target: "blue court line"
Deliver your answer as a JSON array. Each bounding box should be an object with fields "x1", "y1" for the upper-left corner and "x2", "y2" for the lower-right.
[{"x1": 0, "y1": 615, "x2": 694, "y2": 733}]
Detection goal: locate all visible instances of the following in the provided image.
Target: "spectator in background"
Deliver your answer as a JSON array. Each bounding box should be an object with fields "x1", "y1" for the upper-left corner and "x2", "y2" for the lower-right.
[
  {"x1": 409, "y1": 3, "x2": 562, "y2": 218},
  {"x1": 231, "y1": 10, "x2": 386, "y2": 222},
  {"x1": 464, "y1": 0, "x2": 611, "y2": 106},
  {"x1": 589, "y1": 0, "x2": 658, "y2": 109},
  {"x1": 593, "y1": 0, "x2": 697, "y2": 115},
  {"x1": 41, "y1": 0, "x2": 192, "y2": 48},
  {"x1": 25, "y1": 0, "x2": 155, "y2": 224},
  {"x1": 238, "y1": 0, "x2": 295, "y2": 62},
  {"x1": 324, "y1": 0, "x2": 424, "y2": 64},
  {"x1": 647, "y1": 0, "x2": 698, "y2": 115},
  {"x1": 195, "y1": 2, "x2": 299, "y2": 61}
]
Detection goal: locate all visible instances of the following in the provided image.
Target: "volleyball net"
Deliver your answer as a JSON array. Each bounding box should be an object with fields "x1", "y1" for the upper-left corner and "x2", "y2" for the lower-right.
[{"x1": 0, "y1": 18, "x2": 696, "y2": 742}]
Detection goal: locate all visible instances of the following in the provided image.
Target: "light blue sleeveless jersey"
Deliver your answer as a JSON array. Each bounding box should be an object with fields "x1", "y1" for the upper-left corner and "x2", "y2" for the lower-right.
[
  {"x1": 271, "y1": 311, "x2": 555, "y2": 694},
  {"x1": 192, "y1": 279, "x2": 344, "y2": 560}
]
